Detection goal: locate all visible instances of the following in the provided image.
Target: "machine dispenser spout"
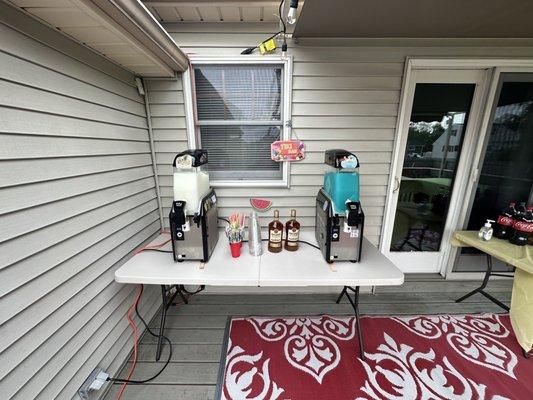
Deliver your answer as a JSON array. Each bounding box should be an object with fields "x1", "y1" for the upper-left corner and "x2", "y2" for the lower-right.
[
  {"x1": 346, "y1": 202, "x2": 363, "y2": 227},
  {"x1": 170, "y1": 201, "x2": 190, "y2": 239}
]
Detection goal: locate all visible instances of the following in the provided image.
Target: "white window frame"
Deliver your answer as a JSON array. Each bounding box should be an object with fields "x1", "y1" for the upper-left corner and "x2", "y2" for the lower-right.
[{"x1": 182, "y1": 55, "x2": 293, "y2": 188}]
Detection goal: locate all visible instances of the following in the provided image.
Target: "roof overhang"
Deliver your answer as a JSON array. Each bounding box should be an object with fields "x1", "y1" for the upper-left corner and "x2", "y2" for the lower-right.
[
  {"x1": 294, "y1": 0, "x2": 533, "y2": 39},
  {"x1": 6, "y1": 0, "x2": 189, "y2": 76}
]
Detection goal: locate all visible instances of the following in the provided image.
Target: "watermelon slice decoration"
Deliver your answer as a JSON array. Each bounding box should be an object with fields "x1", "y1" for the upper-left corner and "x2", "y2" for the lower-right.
[{"x1": 250, "y1": 198, "x2": 272, "y2": 212}]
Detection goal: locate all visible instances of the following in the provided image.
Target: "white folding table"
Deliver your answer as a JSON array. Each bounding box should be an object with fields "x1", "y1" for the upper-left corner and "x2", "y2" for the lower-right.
[{"x1": 115, "y1": 230, "x2": 404, "y2": 360}]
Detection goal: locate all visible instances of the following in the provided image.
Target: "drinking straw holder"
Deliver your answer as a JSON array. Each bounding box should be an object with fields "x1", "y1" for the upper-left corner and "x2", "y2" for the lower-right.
[{"x1": 225, "y1": 213, "x2": 245, "y2": 258}]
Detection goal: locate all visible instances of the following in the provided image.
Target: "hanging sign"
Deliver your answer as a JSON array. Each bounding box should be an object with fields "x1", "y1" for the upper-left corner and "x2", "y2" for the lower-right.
[{"x1": 270, "y1": 140, "x2": 306, "y2": 162}]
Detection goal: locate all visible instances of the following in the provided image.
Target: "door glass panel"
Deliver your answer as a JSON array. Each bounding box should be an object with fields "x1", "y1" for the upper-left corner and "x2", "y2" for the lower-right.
[
  {"x1": 455, "y1": 75, "x2": 533, "y2": 272},
  {"x1": 390, "y1": 83, "x2": 475, "y2": 252}
]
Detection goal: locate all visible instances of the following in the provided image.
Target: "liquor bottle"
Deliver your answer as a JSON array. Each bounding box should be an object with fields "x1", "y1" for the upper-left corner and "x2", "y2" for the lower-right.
[
  {"x1": 268, "y1": 210, "x2": 283, "y2": 253},
  {"x1": 493, "y1": 202, "x2": 516, "y2": 240},
  {"x1": 284, "y1": 209, "x2": 300, "y2": 251}
]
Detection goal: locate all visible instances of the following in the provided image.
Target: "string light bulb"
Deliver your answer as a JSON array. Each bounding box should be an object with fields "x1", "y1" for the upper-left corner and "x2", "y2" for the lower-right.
[{"x1": 286, "y1": 0, "x2": 298, "y2": 25}]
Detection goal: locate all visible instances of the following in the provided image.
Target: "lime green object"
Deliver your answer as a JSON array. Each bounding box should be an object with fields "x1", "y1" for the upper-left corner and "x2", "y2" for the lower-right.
[{"x1": 452, "y1": 230, "x2": 533, "y2": 352}]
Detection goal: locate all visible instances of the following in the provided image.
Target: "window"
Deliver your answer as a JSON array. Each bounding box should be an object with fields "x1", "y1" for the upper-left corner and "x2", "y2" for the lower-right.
[{"x1": 187, "y1": 59, "x2": 291, "y2": 186}]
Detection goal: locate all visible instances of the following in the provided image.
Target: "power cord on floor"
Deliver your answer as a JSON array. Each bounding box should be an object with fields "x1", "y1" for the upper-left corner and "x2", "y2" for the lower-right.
[
  {"x1": 107, "y1": 284, "x2": 204, "y2": 393},
  {"x1": 106, "y1": 285, "x2": 173, "y2": 399}
]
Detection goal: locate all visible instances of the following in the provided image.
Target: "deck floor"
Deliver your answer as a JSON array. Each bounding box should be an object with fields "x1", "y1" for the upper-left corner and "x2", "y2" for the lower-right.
[{"x1": 103, "y1": 279, "x2": 512, "y2": 400}]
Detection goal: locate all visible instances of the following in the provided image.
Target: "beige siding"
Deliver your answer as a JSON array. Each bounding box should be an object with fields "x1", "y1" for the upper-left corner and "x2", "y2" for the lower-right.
[
  {"x1": 149, "y1": 24, "x2": 399, "y2": 244},
  {"x1": 149, "y1": 22, "x2": 533, "y2": 247},
  {"x1": 0, "y1": 5, "x2": 161, "y2": 399}
]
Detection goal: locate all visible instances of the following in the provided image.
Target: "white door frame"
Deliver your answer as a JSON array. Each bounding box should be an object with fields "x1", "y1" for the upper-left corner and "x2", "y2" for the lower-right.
[
  {"x1": 444, "y1": 65, "x2": 533, "y2": 280},
  {"x1": 380, "y1": 60, "x2": 491, "y2": 273},
  {"x1": 381, "y1": 58, "x2": 533, "y2": 276}
]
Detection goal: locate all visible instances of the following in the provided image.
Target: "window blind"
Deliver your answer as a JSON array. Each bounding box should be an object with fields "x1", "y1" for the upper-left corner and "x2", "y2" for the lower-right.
[{"x1": 194, "y1": 65, "x2": 283, "y2": 181}]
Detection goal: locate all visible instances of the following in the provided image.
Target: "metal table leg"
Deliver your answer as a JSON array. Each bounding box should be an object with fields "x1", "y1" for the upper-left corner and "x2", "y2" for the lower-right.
[
  {"x1": 156, "y1": 285, "x2": 186, "y2": 361},
  {"x1": 176, "y1": 284, "x2": 189, "y2": 305},
  {"x1": 455, "y1": 254, "x2": 513, "y2": 312},
  {"x1": 335, "y1": 286, "x2": 347, "y2": 304},
  {"x1": 336, "y1": 286, "x2": 365, "y2": 360}
]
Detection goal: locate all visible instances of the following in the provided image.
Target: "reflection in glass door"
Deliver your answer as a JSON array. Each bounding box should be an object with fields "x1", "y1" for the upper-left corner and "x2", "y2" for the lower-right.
[
  {"x1": 383, "y1": 69, "x2": 486, "y2": 273},
  {"x1": 455, "y1": 73, "x2": 533, "y2": 272},
  {"x1": 390, "y1": 83, "x2": 475, "y2": 253}
]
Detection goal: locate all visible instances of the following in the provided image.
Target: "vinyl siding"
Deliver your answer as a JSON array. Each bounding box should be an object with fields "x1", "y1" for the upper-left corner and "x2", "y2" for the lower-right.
[
  {"x1": 0, "y1": 5, "x2": 161, "y2": 400},
  {"x1": 149, "y1": 22, "x2": 533, "y2": 247}
]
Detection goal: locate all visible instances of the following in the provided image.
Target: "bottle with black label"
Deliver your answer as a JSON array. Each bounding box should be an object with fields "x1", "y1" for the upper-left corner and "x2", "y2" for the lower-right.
[
  {"x1": 284, "y1": 209, "x2": 300, "y2": 251},
  {"x1": 268, "y1": 210, "x2": 283, "y2": 253}
]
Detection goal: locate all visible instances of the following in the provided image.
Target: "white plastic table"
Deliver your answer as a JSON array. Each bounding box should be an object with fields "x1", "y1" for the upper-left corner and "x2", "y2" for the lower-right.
[{"x1": 115, "y1": 230, "x2": 404, "y2": 360}]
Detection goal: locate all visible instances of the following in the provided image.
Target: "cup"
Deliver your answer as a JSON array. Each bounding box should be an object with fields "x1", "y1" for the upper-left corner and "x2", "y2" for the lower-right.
[{"x1": 229, "y1": 242, "x2": 242, "y2": 258}]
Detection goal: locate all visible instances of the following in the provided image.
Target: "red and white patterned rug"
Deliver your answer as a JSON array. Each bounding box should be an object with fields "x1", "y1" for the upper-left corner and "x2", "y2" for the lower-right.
[{"x1": 217, "y1": 314, "x2": 532, "y2": 400}]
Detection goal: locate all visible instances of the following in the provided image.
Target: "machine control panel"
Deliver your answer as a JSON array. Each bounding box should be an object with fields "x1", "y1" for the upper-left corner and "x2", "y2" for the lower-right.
[
  {"x1": 170, "y1": 200, "x2": 188, "y2": 240},
  {"x1": 331, "y1": 225, "x2": 340, "y2": 242}
]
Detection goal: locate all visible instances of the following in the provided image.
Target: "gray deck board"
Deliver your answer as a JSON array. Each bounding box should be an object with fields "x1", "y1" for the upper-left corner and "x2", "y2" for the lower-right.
[
  {"x1": 136, "y1": 344, "x2": 222, "y2": 362},
  {"x1": 162, "y1": 301, "x2": 507, "y2": 317},
  {"x1": 103, "y1": 285, "x2": 512, "y2": 400},
  {"x1": 105, "y1": 385, "x2": 216, "y2": 400}
]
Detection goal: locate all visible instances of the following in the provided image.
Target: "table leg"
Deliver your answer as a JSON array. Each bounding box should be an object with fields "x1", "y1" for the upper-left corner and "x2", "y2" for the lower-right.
[
  {"x1": 156, "y1": 285, "x2": 184, "y2": 361},
  {"x1": 337, "y1": 286, "x2": 365, "y2": 360},
  {"x1": 156, "y1": 285, "x2": 168, "y2": 361},
  {"x1": 455, "y1": 254, "x2": 512, "y2": 312},
  {"x1": 176, "y1": 284, "x2": 189, "y2": 305},
  {"x1": 335, "y1": 286, "x2": 347, "y2": 304}
]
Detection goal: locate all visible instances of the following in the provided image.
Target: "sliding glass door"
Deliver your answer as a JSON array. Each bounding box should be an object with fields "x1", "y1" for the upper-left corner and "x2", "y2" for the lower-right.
[
  {"x1": 382, "y1": 69, "x2": 487, "y2": 272},
  {"x1": 454, "y1": 73, "x2": 533, "y2": 272}
]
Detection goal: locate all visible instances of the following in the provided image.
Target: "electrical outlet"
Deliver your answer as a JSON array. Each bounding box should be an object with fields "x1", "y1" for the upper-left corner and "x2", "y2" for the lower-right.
[{"x1": 78, "y1": 367, "x2": 109, "y2": 399}]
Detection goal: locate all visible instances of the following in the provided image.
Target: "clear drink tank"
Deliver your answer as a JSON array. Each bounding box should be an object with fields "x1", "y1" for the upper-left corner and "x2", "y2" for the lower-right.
[{"x1": 172, "y1": 150, "x2": 211, "y2": 215}]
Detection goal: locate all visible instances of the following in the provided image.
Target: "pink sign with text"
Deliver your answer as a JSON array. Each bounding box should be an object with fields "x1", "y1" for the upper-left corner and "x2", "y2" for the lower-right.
[{"x1": 270, "y1": 140, "x2": 306, "y2": 162}]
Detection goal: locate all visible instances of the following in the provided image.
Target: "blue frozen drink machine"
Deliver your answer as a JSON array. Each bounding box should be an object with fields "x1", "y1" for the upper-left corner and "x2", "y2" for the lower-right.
[{"x1": 315, "y1": 149, "x2": 365, "y2": 263}]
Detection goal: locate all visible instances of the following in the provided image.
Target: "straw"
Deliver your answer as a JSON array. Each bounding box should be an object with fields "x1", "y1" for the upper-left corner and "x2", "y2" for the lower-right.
[{"x1": 225, "y1": 213, "x2": 245, "y2": 243}]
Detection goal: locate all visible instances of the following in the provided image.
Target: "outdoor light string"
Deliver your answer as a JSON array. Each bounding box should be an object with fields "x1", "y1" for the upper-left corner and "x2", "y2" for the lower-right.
[{"x1": 241, "y1": 0, "x2": 287, "y2": 55}]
